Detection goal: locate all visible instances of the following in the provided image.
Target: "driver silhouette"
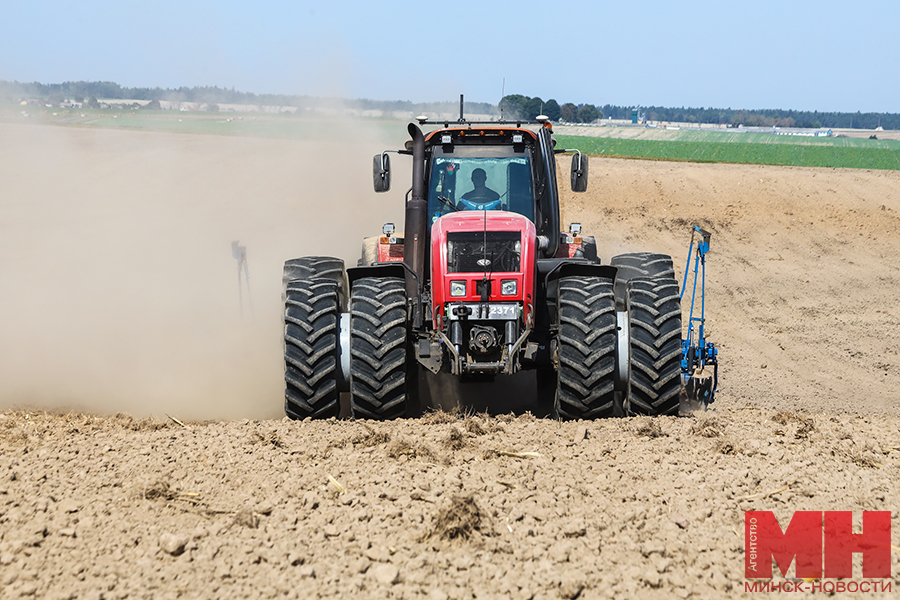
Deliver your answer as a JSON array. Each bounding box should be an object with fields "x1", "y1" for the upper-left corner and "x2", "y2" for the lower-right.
[{"x1": 460, "y1": 168, "x2": 500, "y2": 204}]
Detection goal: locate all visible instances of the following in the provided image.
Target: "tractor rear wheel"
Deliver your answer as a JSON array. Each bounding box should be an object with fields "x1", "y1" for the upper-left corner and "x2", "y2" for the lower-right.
[
  {"x1": 611, "y1": 252, "x2": 675, "y2": 308},
  {"x1": 349, "y1": 277, "x2": 409, "y2": 419},
  {"x1": 626, "y1": 277, "x2": 682, "y2": 416},
  {"x1": 555, "y1": 276, "x2": 621, "y2": 419},
  {"x1": 283, "y1": 279, "x2": 341, "y2": 419}
]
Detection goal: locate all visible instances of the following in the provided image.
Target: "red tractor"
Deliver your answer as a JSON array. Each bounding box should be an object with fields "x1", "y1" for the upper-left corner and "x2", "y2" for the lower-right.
[{"x1": 283, "y1": 110, "x2": 712, "y2": 420}]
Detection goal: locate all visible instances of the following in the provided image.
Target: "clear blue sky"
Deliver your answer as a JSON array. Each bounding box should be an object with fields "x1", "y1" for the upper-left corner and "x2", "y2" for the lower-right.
[{"x1": 2, "y1": 0, "x2": 898, "y2": 112}]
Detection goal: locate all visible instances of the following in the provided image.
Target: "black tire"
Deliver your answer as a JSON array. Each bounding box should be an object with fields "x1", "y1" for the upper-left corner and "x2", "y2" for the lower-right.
[
  {"x1": 611, "y1": 252, "x2": 675, "y2": 308},
  {"x1": 555, "y1": 276, "x2": 621, "y2": 419},
  {"x1": 626, "y1": 277, "x2": 682, "y2": 416},
  {"x1": 349, "y1": 277, "x2": 409, "y2": 419},
  {"x1": 283, "y1": 279, "x2": 341, "y2": 420},
  {"x1": 283, "y1": 256, "x2": 347, "y2": 307}
]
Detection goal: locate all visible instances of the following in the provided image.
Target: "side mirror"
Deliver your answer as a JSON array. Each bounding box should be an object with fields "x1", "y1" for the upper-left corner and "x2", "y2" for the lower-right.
[
  {"x1": 570, "y1": 151, "x2": 589, "y2": 193},
  {"x1": 373, "y1": 153, "x2": 391, "y2": 193}
]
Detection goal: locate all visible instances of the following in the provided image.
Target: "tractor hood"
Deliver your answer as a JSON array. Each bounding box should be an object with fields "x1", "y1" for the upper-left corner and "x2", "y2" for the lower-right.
[{"x1": 430, "y1": 211, "x2": 537, "y2": 325}]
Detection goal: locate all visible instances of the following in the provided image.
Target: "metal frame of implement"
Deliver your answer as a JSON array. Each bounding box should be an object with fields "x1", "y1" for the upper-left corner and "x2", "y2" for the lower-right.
[{"x1": 680, "y1": 225, "x2": 719, "y2": 406}]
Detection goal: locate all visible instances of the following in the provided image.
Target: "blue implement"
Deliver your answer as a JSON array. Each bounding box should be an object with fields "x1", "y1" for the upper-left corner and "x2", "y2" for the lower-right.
[{"x1": 680, "y1": 225, "x2": 719, "y2": 409}]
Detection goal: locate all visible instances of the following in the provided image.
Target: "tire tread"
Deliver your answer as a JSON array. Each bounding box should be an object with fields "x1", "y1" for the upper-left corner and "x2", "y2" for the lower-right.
[
  {"x1": 555, "y1": 276, "x2": 620, "y2": 419},
  {"x1": 349, "y1": 277, "x2": 408, "y2": 419},
  {"x1": 626, "y1": 277, "x2": 682, "y2": 416},
  {"x1": 283, "y1": 279, "x2": 341, "y2": 419}
]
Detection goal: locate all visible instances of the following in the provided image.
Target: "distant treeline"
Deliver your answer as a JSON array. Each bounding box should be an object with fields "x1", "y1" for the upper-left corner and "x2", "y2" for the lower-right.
[
  {"x1": 3, "y1": 80, "x2": 896, "y2": 130},
  {"x1": 0, "y1": 80, "x2": 497, "y2": 115},
  {"x1": 500, "y1": 94, "x2": 899, "y2": 130},
  {"x1": 612, "y1": 105, "x2": 898, "y2": 130}
]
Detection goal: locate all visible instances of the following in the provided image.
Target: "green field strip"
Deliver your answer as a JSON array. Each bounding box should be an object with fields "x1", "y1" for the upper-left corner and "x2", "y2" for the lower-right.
[
  {"x1": 560, "y1": 126, "x2": 900, "y2": 149},
  {"x1": 554, "y1": 135, "x2": 900, "y2": 170}
]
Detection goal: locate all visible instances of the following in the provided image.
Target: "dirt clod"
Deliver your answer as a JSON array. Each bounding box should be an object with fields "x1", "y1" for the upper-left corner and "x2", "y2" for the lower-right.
[
  {"x1": 351, "y1": 425, "x2": 390, "y2": 447},
  {"x1": 249, "y1": 430, "x2": 284, "y2": 448},
  {"x1": 560, "y1": 580, "x2": 585, "y2": 599},
  {"x1": 443, "y1": 428, "x2": 467, "y2": 451},
  {"x1": 795, "y1": 419, "x2": 816, "y2": 438},
  {"x1": 369, "y1": 563, "x2": 400, "y2": 585},
  {"x1": 141, "y1": 480, "x2": 175, "y2": 501},
  {"x1": 690, "y1": 417, "x2": 723, "y2": 437},
  {"x1": 848, "y1": 445, "x2": 883, "y2": 468},
  {"x1": 772, "y1": 411, "x2": 815, "y2": 438},
  {"x1": 633, "y1": 418, "x2": 665, "y2": 438},
  {"x1": 233, "y1": 508, "x2": 260, "y2": 529},
  {"x1": 464, "y1": 417, "x2": 485, "y2": 436},
  {"x1": 430, "y1": 495, "x2": 484, "y2": 541},
  {"x1": 713, "y1": 438, "x2": 739, "y2": 455},
  {"x1": 159, "y1": 532, "x2": 188, "y2": 556},
  {"x1": 421, "y1": 408, "x2": 461, "y2": 425},
  {"x1": 387, "y1": 438, "x2": 438, "y2": 462}
]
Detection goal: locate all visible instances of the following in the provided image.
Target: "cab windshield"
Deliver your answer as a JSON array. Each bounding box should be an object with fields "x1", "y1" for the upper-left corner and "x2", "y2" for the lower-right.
[{"x1": 427, "y1": 155, "x2": 535, "y2": 224}]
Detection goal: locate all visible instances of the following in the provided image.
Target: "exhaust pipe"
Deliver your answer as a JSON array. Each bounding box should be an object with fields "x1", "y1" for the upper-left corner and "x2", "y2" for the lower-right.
[{"x1": 405, "y1": 123, "x2": 428, "y2": 304}]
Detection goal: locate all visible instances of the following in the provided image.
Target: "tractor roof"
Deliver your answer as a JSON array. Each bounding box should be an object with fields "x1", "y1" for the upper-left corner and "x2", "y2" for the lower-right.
[
  {"x1": 423, "y1": 126, "x2": 538, "y2": 143},
  {"x1": 404, "y1": 121, "x2": 550, "y2": 152}
]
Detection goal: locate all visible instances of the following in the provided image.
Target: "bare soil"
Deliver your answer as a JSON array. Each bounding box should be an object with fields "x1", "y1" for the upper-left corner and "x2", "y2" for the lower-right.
[{"x1": 1, "y1": 123, "x2": 899, "y2": 598}]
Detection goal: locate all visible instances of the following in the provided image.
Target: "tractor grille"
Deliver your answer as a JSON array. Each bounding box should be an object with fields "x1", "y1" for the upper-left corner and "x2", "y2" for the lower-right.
[{"x1": 446, "y1": 231, "x2": 521, "y2": 273}]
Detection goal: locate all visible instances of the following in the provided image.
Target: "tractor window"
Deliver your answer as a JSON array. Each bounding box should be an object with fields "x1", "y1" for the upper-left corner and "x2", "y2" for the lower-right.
[{"x1": 428, "y1": 156, "x2": 534, "y2": 223}]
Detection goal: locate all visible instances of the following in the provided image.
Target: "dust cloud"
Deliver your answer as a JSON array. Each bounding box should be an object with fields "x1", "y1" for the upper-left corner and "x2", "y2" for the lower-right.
[{"x1": 0, "y1": 120, "x2": 408, "y2": 419}]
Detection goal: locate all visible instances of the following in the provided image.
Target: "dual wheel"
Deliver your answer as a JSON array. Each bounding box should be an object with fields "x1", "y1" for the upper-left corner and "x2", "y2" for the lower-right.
[
  {"x1": 553, "y1": 252, "x2": 682, "y2": 419},
  {"x1": 283, "y1": 256, "x2": 408, "y2": 420}
]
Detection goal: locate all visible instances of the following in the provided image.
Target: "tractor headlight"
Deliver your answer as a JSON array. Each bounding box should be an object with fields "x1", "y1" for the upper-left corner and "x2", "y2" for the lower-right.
[
  {"x1": 450, "y1": 280, "x2": 467, "y2": 297},
  {"x1": 501, "y1": 279, "x2": 517, "y2": 296}
]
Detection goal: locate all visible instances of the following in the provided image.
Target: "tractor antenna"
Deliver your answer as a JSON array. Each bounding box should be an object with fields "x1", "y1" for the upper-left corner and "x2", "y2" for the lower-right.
[
  {"x1": 459, "y1": 94, "x2": 464, "y2": 123},
  {"x1": 500, "y1": 78, "x2": 505, "y2": 120}
]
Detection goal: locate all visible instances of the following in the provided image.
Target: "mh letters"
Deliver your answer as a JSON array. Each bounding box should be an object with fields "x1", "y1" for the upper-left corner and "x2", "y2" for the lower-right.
[{"x1": 745, "y1": 511, "x2": 891, "y2": 579}]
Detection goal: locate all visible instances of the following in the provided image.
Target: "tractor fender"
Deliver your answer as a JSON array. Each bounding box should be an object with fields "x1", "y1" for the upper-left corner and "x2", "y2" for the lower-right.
[
  {"x1": 540, "y1": 259, "x2": 618, "y2": 303},
  {"x1": 346, "y1": 263, "x2": 415, "y2": 288}
]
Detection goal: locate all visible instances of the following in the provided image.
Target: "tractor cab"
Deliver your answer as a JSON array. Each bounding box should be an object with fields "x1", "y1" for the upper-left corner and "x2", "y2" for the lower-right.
[{"x1": 425, "y1": 133, "x2": 536, "y2": 223}]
